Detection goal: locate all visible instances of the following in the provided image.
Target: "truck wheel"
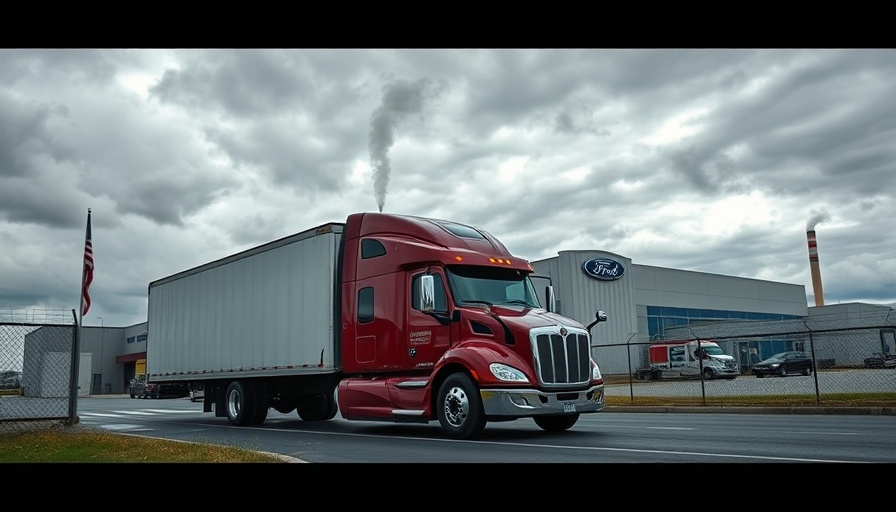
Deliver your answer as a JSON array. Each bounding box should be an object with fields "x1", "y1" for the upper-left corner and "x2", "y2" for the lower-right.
[
  {"x1": 272, "y1": 400, "x2": 297, "y2": 414},
  {"x1": 225, "y1": 380, "x2": 255, "y2": 426},
  {"x1": 703, "y1": 368, "x2": 715, "y2": 380},
  {"x1": 296, "y1": 393, "x2": 337, "y2": 421},
  {"x1": 437, "y1": 373, "x2": 486, "y2": 440},
  {"x1": 324, "y1": 392, "x2": 338, "y2": 420},
  {"x1": 534, "y1": 414, "x2": 579, "y2": 432}
]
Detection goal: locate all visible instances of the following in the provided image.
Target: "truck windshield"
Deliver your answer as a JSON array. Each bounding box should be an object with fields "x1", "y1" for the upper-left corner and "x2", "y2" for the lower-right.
[
  {"x1": 699, "y1": 345, "x2": 724, "y2": 356},
  {"x1": 446, "y1": 265, "x2": 541, "y2": 308}
]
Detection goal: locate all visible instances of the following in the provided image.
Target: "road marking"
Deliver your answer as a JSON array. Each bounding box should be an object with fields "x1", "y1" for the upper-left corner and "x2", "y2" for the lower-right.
[
  {"x1": 221, "y1": 423, "x2": 866, "y2": 463},
  {"x1": 100, "y1": 424, "x2": 154, "y2": 432},
  {"x1": 79, "y1": 412, "x2": 129, "y2": 418}
]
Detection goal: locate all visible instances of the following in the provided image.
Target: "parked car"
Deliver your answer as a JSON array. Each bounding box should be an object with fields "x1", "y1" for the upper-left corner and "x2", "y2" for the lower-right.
[
  {"x1": 863, "y1": 352, "x2": 896, "y2": 368},
  {"x1": 128, "y1": 378, "x2": 189, "y2": 399},
  {"x1": 0, "y1": 370, "x2": 22, "y2": 390},
  {"x1": 752, "y1": 351, "x2": 814, "y2": 377}
]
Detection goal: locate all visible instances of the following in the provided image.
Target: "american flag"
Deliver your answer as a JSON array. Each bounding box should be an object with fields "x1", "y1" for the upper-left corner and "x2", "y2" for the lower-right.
[{"x1": 81, "y1": 209, "x2": 94, "y2": 317}]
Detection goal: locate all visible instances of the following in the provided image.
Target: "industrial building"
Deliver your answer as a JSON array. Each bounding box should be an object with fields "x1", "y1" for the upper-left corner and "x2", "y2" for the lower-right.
[
  {"x1": 75, "y1": 323, "x2": 147, "y2": 395},
  {"x1": 530, "y1": 250, "x2": 808, "y2": 375}
]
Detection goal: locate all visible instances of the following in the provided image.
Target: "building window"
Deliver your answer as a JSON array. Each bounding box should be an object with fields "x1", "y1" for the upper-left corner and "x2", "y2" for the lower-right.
[{"x1": 646, "y1": 306, "x2": 801, "y2": 339}]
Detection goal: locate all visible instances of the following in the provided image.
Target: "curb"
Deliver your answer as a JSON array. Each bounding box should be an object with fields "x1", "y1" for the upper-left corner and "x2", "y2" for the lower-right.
[{"x1": 606, "y1": 405, "x2": 896, "y2": 415}]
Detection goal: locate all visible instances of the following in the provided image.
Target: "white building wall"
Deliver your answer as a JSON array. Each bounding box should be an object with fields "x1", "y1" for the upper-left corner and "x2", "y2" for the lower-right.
[
  {"x1": 123, "y1": 323, "x2": 147, "y2": 355},
  {"x1": 634, "y1": 265, "x2": 807, "y2": 316}
]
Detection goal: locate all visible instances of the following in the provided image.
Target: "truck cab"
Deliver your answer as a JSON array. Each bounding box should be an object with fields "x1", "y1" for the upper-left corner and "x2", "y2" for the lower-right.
[{"x1": 336, "y1": 213, "x2": 607, "y2": 438}]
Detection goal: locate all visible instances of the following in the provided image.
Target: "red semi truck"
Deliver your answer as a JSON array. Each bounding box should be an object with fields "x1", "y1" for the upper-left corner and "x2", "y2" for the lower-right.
[{"x1": 146, "y1": 212, "x2": 607, "y2": 439}]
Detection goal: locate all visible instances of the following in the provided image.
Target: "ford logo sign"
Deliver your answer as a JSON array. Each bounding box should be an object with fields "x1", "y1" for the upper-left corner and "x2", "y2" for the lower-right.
[{"x1": 582, "y1": 258, "x2": 625, "y2": 281}]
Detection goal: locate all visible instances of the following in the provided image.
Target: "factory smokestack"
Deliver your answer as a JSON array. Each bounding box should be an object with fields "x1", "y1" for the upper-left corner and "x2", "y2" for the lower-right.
[{"x1": 806, "y1": 229, "x2": 825, "y2": 307}]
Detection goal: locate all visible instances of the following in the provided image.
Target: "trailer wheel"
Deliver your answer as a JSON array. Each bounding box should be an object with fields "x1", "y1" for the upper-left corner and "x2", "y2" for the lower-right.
[
  {"x1": 437, "y1": 373, "x2": 486, "y2": 440},
  {"x1": 249, "y1": 380, "x2": 269, "y2": 425},
  {"x1": 534, "y1": 414, "x2": 580, "y2": 432},
  {"x1": 225, "y1": 380, "x2": 255, "y2": 426}
]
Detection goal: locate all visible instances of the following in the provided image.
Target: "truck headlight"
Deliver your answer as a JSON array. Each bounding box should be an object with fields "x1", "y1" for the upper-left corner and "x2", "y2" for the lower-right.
[
  {"x1": 591, "y1": 360, "x2": 603, "y2": 380},
  {"x1": 489, "y1": 363, "x2": 529, "y2": 383}
]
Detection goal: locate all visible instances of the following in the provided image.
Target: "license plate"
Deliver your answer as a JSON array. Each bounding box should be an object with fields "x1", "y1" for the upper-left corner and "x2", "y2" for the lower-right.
[{"x1": 563, "y1": 402, "x2": 575, "y2": 413}]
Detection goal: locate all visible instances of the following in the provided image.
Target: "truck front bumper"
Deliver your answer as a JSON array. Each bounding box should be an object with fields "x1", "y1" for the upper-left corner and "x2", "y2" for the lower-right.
[{"x1": 480, "y1": 384, "x2": 605, "y2": 418}]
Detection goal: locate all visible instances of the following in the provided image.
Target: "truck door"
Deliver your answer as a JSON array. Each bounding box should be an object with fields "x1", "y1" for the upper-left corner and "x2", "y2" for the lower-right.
[
  {"x1": 669, "y1": 345, "x2": 687, "y2": 369},
  {"x1": 407, "y1": 270, "x2": 451, "y2": 371}
]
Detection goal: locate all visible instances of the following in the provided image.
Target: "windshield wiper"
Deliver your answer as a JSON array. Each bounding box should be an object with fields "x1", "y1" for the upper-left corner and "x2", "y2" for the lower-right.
[
  {"x1": 459, "y1": 300, "x2": 493, "y2": 308},
  {"x1": 501, "y1": 299, "x2": 533, "y2": 307}
]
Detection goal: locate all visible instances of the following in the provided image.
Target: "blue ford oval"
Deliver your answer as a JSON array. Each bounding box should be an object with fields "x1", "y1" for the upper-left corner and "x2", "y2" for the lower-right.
[{"x1": 582, "y1": 258, "x2": 625, "y2": 281}]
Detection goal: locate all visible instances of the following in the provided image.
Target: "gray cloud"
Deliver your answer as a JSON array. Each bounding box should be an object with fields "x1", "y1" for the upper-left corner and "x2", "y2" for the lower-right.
[{"x1": 0, "y1": 49, "x2": 894, "y2": 327}]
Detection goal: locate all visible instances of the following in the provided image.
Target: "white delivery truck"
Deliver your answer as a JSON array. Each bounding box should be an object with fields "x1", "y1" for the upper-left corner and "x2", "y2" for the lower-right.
[{"x1": 635, "y1": 340, "x2": 739, "y2": 380}]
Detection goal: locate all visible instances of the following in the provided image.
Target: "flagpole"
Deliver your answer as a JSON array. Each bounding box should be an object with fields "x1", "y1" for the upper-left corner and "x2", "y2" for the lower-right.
[{"x1": 71, "y1": 208, "x2": 91, "y2": 421}]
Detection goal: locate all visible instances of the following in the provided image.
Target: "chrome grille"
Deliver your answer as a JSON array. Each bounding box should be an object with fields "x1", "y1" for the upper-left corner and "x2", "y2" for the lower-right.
[{"x1": 532, "y1": 327, "x2": 591, "y2": 387}]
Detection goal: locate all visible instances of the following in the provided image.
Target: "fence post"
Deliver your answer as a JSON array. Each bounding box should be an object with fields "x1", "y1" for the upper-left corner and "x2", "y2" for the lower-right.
[
  {"x1": 803, "y1": 319, "x2": 821, "y2": 406},
  {"x1": 626, "y1": 333, "x2": 636, "y2": 404},
  {"x1": 68, "y1": 309, "x2": 80, "y2": 425}
]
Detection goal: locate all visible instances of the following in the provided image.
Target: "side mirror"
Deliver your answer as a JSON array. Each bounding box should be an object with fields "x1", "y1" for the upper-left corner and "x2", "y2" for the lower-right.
[
  {"x1": 545, "y1": 285, "x2": 556, "y2": 313},
  {"x1": 419, "y1": 274, "x2": 435, "y2": 312},
  {"x1": 586, "y1": 310, "x2": 608, "y2": 334}
]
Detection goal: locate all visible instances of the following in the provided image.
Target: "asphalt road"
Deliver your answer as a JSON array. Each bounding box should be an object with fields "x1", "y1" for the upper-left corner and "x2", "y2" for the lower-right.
[{"x1": 71, "y1": 394, "x2": 896, "y2": 463}]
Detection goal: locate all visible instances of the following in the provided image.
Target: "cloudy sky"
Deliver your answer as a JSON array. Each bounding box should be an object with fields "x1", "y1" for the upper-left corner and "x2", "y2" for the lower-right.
[{"x1": 1, "y1": 48, "x2": 894, "y2": 328}]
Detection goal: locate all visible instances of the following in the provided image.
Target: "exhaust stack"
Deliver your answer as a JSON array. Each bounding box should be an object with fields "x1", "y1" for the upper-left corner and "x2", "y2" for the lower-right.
[{"x1": 806, "y1": 229, "x2": 825, "y2": 307}]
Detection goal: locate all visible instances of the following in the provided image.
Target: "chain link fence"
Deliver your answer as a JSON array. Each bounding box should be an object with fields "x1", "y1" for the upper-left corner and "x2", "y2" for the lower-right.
[
  {"x1": 597, "y1": 308, "x2": 896, "y2": 407},
  {"x1": 0, "y1": 308, "x2": 82, "y2": 432}
]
